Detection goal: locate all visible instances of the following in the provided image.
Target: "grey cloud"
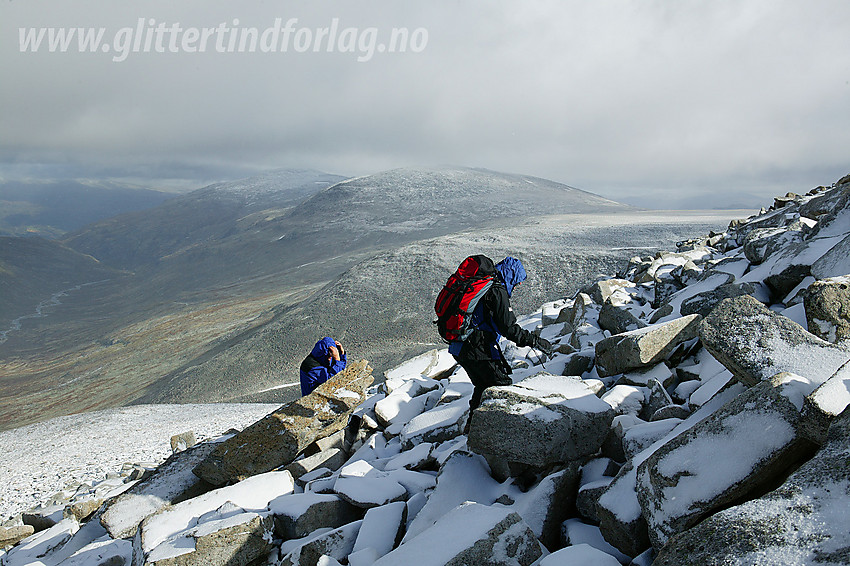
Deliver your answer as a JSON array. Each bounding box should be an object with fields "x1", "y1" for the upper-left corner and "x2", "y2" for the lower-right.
[{"x1": 1, "y1": 0, "x2": 848, "y2": 205}]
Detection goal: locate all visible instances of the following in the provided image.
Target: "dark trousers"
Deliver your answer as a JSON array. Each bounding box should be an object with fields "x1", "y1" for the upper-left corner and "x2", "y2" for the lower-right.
[{"x1": 456, "y1": 358, "x2": 512, "y2": 412}]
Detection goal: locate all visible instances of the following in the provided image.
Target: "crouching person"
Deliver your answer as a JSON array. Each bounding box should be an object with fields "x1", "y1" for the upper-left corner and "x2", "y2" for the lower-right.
[{"x1": 300, "y1": 337, "x2": 347, "y2": 396}]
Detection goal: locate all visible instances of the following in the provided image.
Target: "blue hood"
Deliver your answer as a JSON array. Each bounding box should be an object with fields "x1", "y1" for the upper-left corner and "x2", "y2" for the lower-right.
[
  {"x1": 311, "y1": 337, "x2": 337, "y2": 365},
  {"x1": 496, "y1": 257, "x2": 526, "y2": 297}
]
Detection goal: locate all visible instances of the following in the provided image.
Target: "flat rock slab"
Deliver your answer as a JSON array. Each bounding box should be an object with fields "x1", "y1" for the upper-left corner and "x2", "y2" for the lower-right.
[
  {"x1": 653, "y1": 405, "x2": 850, "y2": 566},
  {"x1": 595, "y1": 315, "x2": 702, "y2": 377},
  {"x1": 268, "y1": 492, "x2": 361, "y2": 540},
  {"x1": 699, "y1": 295, "x2": 850, "y2": 386},
  {"x1": 468, "y1": 374, "x2": 614, "y2": 480},
  {"x1": 193, "y1": 360, "x2": 373, "y2": 486}
]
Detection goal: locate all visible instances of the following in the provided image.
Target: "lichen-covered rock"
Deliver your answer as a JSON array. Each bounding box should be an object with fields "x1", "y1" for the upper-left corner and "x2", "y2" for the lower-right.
[
  {"x1": 636, "y1": 373, "x2": 819, "y2": 549},
  {"x1": 653, "y1": 405, "x2": 850, "y2": 566},
  {"x1": 594, "y1": 315, "x2": 701, "y2": 377},
  {"x1": 468, "y1": 374, "x2": 614, "y2": 480},
  {"x1": 699, "y1": 295, "x2": 850, "y2": 386},
  {"x1": 804, "y1": 276, "x2": 850, "y2": 344},
  {"x1": 193, "y1": 360, "x2": 373, "y2": 486}
]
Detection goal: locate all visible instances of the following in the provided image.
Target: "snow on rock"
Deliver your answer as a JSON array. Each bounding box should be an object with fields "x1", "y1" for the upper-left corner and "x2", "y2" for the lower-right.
[
  {"x1": 636, "y1": 373, "x2": 819, "y2": 549},
  {"x1": 383, "y1": 349, "x2": 457, "y2": 384},
  {"x1": 800, "y1": 360, "x2": 850, "y2": 444},
  {"x1": 374, "y1": 502, "x2": 543, "y2": 566},
  {"x1": 139, "y1": 470, "x2": 293, "y2": 558},
  {"x1": 653, "y1": 405, "x2": 850, "y2": 566},
  {"x1": 279, "y1": 519, "x2": 362, "y2": 566},
  {"x1": 803, "y1": 276, "x2": 850, "y2": 344},
  {"x1": 594, "y1": 315, "x2": 702, "y2": 377},
  {"x1": 100, "y1": 441, "x2": 219, "y2": 539},
  {"x1": 537, "y1": 543, "x2": 621, "y2": 566},
  {"x1": 508, "y1": 466, "x2": 580, "y2": 551},
  {"x1": 398, "y1": 397, "x2": 469, "y2": 450},
  {"x1": 699, "y1": 294, "x2": 850, "y2": 387},
  {"x1": 349, "y1": 501, "x2": 405, "y2": 561},
  {"x1": 268, "y1": 493, "x2": 360, "y2": 541},
  {"x1": 468, "y1": 374, "x2": 614, "y2": 481},
  {"x1": 402, "y1": 451, "x2": 501, "y2": 543}
]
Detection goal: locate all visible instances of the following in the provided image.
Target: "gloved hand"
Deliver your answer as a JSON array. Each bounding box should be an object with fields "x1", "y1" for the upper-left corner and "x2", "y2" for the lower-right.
[{"x1": 533, "y1": 336, "x2": 555, "y2": 358}]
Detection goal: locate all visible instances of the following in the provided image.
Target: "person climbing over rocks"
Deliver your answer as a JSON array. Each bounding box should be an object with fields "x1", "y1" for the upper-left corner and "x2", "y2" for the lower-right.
[{"x1": 436, "y1": 255, "x2": 554, "y2": 427}]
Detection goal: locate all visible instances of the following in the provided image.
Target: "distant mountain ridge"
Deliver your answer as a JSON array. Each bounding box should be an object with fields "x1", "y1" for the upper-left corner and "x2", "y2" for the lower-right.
[{"x1": 0, "y1": 180, "x2": 173, "y2": 238}]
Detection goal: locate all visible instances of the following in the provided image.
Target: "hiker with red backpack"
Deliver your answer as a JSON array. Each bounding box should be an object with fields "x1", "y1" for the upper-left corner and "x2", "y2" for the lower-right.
[{"x1": 435, "y1": 255, "x2": 555, "y2": 420}]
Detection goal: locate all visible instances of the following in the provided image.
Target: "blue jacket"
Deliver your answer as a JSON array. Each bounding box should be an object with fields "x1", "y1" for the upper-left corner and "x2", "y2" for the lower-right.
[
  {"x1": 449, "y1": 256, "x2": 532, "y2": 360},
  {"x1": 300, "y1": 337, "x2": 347, "y2": 396}
]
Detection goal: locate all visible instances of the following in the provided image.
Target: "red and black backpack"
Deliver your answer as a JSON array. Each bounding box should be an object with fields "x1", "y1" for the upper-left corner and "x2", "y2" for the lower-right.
[{"x1": 434, "y1": 255, "x2": 496, "y2": 343}]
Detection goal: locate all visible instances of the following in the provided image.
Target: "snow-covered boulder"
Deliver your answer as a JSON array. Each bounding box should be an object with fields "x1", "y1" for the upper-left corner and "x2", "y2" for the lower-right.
[
  {"x1": 699, "y1": 295, "x2": 850, "y2": 386},
  {"x1": 594, "y1": 315, "x2": 701, "y2": 377},
  {"x1": 278, "y1": 520, "x2": 362, "y2": 566},
  {"x1": 137, "y1": 470, "x2": 294, "y2": 564},
  {"x1": 101, "y1": 441, "x2": 218, "y2": 539},
  {"x1": 598, "y1": 301, "x2": 646, "y2": 335},
  {"x1": 468, "y1": 374, "x2": 614, "y2": 480},
  {"x1": 269, "y1": 493, "x2": 360, "y2": 541},
  {"x1": 145, "y1": 513, "x2": 275, "y2": 566},
  {"x1": 811, "y1": 233, "x2": 850, "y2": 280},
  {"x1": 800, "y1": 360, "x2": 850, "y2": 444},
  {"x1": 636, "y1": 373, "x2": 819, "y2": 549},
  {"x1": 653, "y1": 405, "x2": 850, "y2": 566},
  {"x1": 402, "y1": 451, "x2": 500, "y2": 542},
  {"x1": 538, "y1": 542, "x2": 621, "y2": 566},
  {"x1": 348, "y1": 501, "x2": 405, "y2": 564},
  {"x1": 193, "y1": 360, "x2": 373, "y2": 486},
  {"x1": 373, "y1": 502, "x2": 543, "y2": 566},
  {"x1": 508, "y1": 466, "x2": 580, "y2": 550},
  {"x1": 398, "y1": 397, "x2": 469, "y2": 450},
  {"x1": 804, "y1": 276, "x2": 850, "y2": 344}
]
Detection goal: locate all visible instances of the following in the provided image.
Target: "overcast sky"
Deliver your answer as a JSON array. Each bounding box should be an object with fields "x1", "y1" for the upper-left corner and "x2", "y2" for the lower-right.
[{"x1": 2, "y1": 0, "x2": 849, "y2": 208}]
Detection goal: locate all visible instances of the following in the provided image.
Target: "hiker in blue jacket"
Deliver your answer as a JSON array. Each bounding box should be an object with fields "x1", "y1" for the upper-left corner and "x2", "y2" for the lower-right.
[
  {"x1": 300, "y1": 337, "x2": 347, "y2": 396},
  {"x1": 449, "y1": 256, "x2": 554, "y2": 416}
]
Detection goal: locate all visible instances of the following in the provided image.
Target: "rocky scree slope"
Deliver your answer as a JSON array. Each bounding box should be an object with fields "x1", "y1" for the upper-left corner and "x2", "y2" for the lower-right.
[{"x1": 3, "y1": 174, "x2": 850, "y2": 565}]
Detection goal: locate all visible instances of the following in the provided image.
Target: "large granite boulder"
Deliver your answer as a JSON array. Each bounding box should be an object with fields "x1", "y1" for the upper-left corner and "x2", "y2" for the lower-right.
[
  {"x1": 804, "y1": 276, "x2": 850, "y2": 344},
  {"x1": 636, "y1": 373, "x2": 819, "y2": 549},
  {"x1": 373, "y1": 502, "x2": 543, "y2": 566},
  {"x1": 653, "y1": 405, "x2": 850, "y2": 565},
  {"x1": 699, "y1": 295, "x2": 850, "y2": 386},
  {"x1": 193, "y1": 360, "x2": 373, "y2": 486},
  {"x1": 594, "y1": 315, "x2": 702, "y2": 377},
  {"x1": 467, "y1": 374, "x2": 614, "y2": 480}
]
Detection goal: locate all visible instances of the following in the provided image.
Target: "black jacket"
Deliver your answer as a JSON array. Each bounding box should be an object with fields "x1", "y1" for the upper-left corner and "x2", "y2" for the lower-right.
[{"x1": 455, "y1": 279, "x2": 536, "y2": 362}]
